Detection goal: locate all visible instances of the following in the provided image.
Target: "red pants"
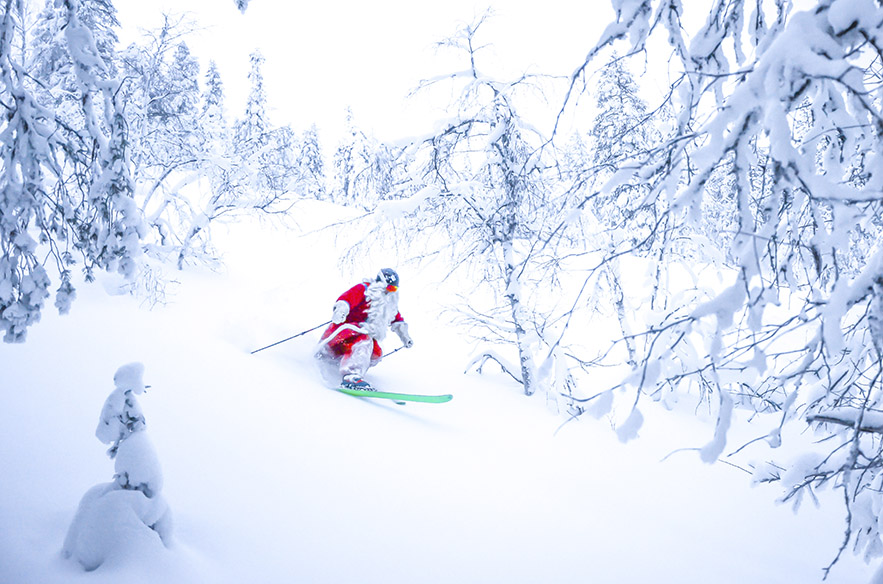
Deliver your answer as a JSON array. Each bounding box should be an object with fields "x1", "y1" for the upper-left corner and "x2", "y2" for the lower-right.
[{"x1": 318, "y1": 324, "x2": 382, "y2": 377}]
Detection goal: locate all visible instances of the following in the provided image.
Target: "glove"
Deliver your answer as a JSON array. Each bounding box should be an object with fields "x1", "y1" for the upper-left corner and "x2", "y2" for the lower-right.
[
  {"x1": 332, "y1": 301, "x2": 349, "y2": 324},
  {"x1": 391, "y1": 321, "x2": 414, "y2": 348}
]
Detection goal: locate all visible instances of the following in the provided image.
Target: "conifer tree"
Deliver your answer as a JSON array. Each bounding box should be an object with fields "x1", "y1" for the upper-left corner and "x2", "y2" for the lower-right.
[
  {"x1": 201, "y1": 60, "x2": 226, "y2": 131},
  {"x1": 75, "y1": 0, "x2": 120, "y2": 75},
  {"x1": 63, "y1": 363, "x2": 172, "y2": 570},
  {"x1": 576, "y1": 55, "x2": 669, "y2": 365},
  {"x1": 331, "y1": 108, "x2": 357, "y2": 204},
  {"x1": 174, "y1": 50, "x2": 296, "y2": 268},
  {"x1": 331, "y1": 108, "x2": 396, "y2": 207},
  {"x1": 232, "y1": 50, "x2": 298, "y2": 202},
  {"x1": 589, "y1": 56, "x2": 657, "y2": 230},
  {"x1": 297, "y1": 124, "x2": 327, "y2": 199},
  {"x1": 235, "y1": 50, "x2": 269, "y2": 156}
]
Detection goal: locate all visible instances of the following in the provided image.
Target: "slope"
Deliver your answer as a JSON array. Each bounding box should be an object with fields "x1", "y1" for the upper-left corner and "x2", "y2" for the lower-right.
[{"x1": 0, "y1": 201, "x2": 876, "y2": 584}]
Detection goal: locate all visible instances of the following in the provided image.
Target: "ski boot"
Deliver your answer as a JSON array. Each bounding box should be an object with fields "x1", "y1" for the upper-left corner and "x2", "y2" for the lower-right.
[{"x1": 341, "y1": 374, "x2": 375, "y2": 391}]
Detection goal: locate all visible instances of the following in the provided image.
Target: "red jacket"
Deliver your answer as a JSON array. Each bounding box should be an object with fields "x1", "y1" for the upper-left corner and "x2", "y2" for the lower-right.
[
  {"x1": 319, "y1": 282, "x2": 403, "y2": 360},
  {"x1": 336, "y1": 282, "x2": 403, "y2": 326}
]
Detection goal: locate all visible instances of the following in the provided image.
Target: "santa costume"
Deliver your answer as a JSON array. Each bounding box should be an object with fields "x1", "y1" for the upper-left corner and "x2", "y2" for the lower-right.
[{"x1": 315, "y1": 268, "x2": 414, "y2": 389}]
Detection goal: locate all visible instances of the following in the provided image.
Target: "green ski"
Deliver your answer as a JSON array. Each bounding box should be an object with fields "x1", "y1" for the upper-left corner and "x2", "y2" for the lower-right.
[{"x1": 337, "y1": 386, "x2": 453, "y2": 404}]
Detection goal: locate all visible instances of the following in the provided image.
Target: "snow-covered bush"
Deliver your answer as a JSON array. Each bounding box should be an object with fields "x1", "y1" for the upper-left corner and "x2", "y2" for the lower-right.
[{"x1": 62, "y1": 363, "x2": 172, "y2": 571}]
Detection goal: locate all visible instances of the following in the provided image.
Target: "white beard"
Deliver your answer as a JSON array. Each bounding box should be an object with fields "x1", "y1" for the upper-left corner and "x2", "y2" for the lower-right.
[{"x1": 363, "y1": 281, "x2": 399, "y2": 340}]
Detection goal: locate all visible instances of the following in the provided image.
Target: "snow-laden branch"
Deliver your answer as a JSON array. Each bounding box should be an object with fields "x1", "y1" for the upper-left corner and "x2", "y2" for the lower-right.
[
  {"x1": 559, "y1": 0, "x2": 883, "y2": 571},
  {"x1": 808, "y1": 409, "x2": 883, "y2": 434}
]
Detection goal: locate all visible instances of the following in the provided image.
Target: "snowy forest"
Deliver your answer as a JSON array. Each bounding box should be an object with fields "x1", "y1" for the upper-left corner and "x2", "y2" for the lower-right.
[{"x1": 4, "y1": 0, "x2": 883, "y2": 582}]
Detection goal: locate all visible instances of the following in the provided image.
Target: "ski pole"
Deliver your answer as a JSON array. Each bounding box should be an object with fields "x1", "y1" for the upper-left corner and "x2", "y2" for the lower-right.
[
  {"x1": 250, "y1": 321, "x2": 331, "y2": 354},
  {"x1": 381, "y1": 345, "x2": 406, "y2": 360}
]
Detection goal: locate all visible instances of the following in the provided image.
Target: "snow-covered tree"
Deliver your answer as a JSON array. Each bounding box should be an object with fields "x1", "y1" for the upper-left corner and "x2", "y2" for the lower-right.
[
  {"x1": 572, "y1": 0, "x2": 883, "y2": 573},
  {"x1": 115, "y1": 29, "x2": 296, "y2": 269},
  {"x1": 381, "y1": 13, "x2": 576, "y2": 403},
  {"x1": 0, "y1": 0, "x2": 144, "y2": 342},
  {"x1": 331, "y1": 108, "x2": 363, "y2": 204},
  {"x1": 119, "y1": 16, "x2": 202, "y2": 241},
  {"x1": 73, "y1": 0, "x2": 119, "y2": 74},
  {"x1": 28, "y1": 0, "x2": 119, "y2": 103},
  {"x1": 329, "y1": 108, "x2": 404, "y2": 208},
  {"x1": 330, "y1": 145, "x2": 353, "y2": 203},
  {"x1": 358, "y1": 140, "x2": 398, "y2": 204},
  {"x1": 587, "y1": 55, "x2": 661, "y2": 234},
  {"x1": 235, "y1": 50, "x2": 269, "y2": 156},
  {"x1": 28, "y1": 1, "x2": 73, "y2": 106},
  {"x1": 166, "y1": 49, "x2": 298, "y2": 269},
  {"x1": 63, "y1": 363, "x2": 172, "y2": 571},
  {"x1": 560, "y1": 55, "x2": 671, "y2": 367},
  {"x1": 202, "y1": 60, "x2": 225, "y2": 123},
  {"x1": 231, "y1": 50, "x2": 298, "y2": 202},
  {"x1": 296, "y1": 123, "x2": 327, "y2": 199}
]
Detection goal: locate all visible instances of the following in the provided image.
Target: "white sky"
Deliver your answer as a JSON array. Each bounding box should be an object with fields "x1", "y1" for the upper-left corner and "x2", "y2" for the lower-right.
[{"x1": 113, "y1": 0, "x2": 612, "y2": 142}]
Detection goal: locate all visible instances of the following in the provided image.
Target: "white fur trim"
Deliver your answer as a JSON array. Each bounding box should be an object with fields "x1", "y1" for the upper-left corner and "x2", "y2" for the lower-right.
[
  {"x1": 363, "y1": 281, "x2": 399, "y2": 340},
  {"x1": 332, "y1": 300, "x2": 349, "y2": 324},
  {"x1": 391, "y1": 321, "x2": 413, "y2": 347}
]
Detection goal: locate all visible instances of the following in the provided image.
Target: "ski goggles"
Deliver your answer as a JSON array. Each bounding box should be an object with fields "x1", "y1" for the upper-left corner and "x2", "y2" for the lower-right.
[{"x1": 386, "y1": 284, "x2": 398, "y2": 293}]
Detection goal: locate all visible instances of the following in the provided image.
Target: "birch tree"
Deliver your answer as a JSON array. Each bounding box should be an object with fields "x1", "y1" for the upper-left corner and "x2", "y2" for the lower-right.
[
  {"x1": 1, "y1": 0, "x2": 143, "y2": 342},
  {"x1": 386, "y1": 14, "x2": 576, "y2": 400},
  {"x1": 570, "y1": 0, "x2": 883, "y2": 573}
]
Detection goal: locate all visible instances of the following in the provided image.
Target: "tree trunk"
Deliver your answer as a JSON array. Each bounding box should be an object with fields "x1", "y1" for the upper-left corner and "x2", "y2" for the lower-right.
[
  {"x1": 502, "y1": 239, "x2": 535, "y2": 396},
  {"x1": 177, "y1": 224, "x2": 201, "y2": 270},
  {"x1": 605, "y1": 260, "x2": 637, "y2": 368}
]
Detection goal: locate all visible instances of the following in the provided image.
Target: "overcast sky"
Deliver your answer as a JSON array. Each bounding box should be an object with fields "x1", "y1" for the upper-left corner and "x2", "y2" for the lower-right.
[{"x1": 113, "y1": 1, "x2": 611, "y2": 142}]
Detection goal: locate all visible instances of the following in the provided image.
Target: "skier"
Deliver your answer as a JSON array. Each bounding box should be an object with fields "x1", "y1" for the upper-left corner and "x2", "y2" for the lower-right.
[{"x1": 315, "y1": 268, "x2": 414, "y2": 389}]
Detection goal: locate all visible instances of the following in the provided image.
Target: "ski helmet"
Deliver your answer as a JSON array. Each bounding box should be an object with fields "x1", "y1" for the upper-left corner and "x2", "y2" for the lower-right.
[{"x1": 377, "y1": 268, "x2": 399, "y2": 289}]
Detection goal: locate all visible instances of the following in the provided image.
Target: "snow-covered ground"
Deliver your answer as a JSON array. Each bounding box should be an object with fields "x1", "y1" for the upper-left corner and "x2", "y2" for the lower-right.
[{"x1": 0, "y1": 202, "x2": 878, "y2": 583}]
